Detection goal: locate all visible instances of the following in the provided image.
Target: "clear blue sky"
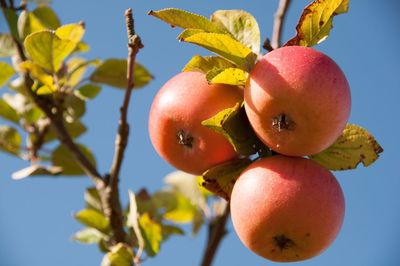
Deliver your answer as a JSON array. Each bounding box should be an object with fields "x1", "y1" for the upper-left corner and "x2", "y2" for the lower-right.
[{"x1": 0, "y1": 0, "x2": 399, "y2": 265}]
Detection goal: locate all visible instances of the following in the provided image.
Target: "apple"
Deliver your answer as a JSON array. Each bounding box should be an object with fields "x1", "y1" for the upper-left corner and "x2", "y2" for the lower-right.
[
  {"x1": 148, "y1": 71, "x2": 243, "y2": 175},
  {"x1": 244, "y1": 46, "x2": 351, "y2": 156},
  {"x1": 230, "y1": 155, "x2": 345, "y2": 262}
]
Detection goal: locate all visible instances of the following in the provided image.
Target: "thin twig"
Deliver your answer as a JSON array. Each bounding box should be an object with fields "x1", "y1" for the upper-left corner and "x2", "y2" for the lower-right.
[
  {"x1": 200, "y1": 203, "x2": 230, "y2": 266},
  {"x1": 105, "y1": 8, "x2": 144, "y2": 245},
  {"x1": 271, "y1": 0, "x2": 292, "y2": 49}
]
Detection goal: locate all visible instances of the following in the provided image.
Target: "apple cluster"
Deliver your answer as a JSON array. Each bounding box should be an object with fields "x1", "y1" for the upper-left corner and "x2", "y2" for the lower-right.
[{"x1": 148, "y1": 46, "x2": 351, "y2": 262}]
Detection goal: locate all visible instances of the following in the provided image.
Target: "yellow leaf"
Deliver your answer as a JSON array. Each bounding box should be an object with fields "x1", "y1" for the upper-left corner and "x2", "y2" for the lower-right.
[
  {"x1": 180, "y1": 32, "x2": 257, "y2": 71},
  {"x1": 19, "y1": 61, "x2": 55, "y2": 92},
  {"x1": 211, "y1": 10, "x2": 261, "y2": 54},
  {"x1": 310, "y1": 124, "x2": 383, "y2": 170},
  {"x1": 182, "y1": 55, "x2": 235, "y2": 73},
  {"x1": 24, "y1": 30, "x2": 76, "y2": 72},
  {"x1": 149, "y1": 8, "x2": 224, "y2": 33},
  {"x1": 55, "y1": 23, "x2": 85, "y2": 43},
  {"x1": 206, "y1": 67, "x2": 248, "y2": 86},
  {"x1": 0, "y1": 62, "x2": 15, "y2": 87},
  {"x1": 285, "y1": 0, "x2": 349, "y2": 47}
]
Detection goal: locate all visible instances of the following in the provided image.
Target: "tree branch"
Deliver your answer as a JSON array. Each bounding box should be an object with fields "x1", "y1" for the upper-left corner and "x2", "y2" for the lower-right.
[
  {"x1": 103, "y1": 8, "x2": 144, "y2": 245},
  {"x1": 0, "y1": 4, "x2": 104, "y2": 186},
  {"x1": 200, "y1": 202, "x2": 230, "y2": 266},
  {"x1": 264, "y1": 0, "x2": 292, "y2": 51}
]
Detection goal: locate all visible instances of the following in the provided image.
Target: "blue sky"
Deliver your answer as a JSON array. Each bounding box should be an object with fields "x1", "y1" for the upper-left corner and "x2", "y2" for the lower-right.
[{"x1": 0, "y1": 0, "x2": 399, "y2": 265}]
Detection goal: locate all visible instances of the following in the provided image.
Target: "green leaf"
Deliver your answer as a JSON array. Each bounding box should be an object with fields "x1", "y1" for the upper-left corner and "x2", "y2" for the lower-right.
[
  {"x1": 4, "y1": 8, "x2": 19, "y2": 41},
  {"x1": 66, "y1": 57, "x2": 87, "y2": 88},
  {"x1": 148, "y1": 8, "x2": 224, "y2": 33},
  {"x1": 75, "y1": 209, "x2": 110, "y2": 234},
  {"x1": 90, "y1": 59, "x2": 153, "y2": 89},
  {"x1": 0, "y1": 125, "x2": 21, "y2": 156},
  {"x1": 44, "y1": 121, "x2": 87, "y2": 143},
  {"x1": 202, "y1": 158, "x2": 252, "y2": 200},
  {"x1": 206, "y1": 67, "x2": 248, "y2": 86},
  {"x1": 182, "y1": 55, "x2": 235, "y2": 73},
  {"x1": 0, "y1": 62, "x2": 15, "y2": 88},
  {"x1": 101, "y1": 243, "x2": 133, "y2": 266},
  {"x1": 2, "y1": 93, "x2": 43, "y2": 123},
  {"x1": 19, "y1": 61, "x2": 56, "y2": 92},
  {"x1": 161, "y1": 224, "x2": 184, "y2": 241},
  {"x1": 164, "y1": 171, "x2": 207, "y2": 210},
  {"x1": 0, "y1": 98, "x2": 19, "y2": 123},
  {"x1": 179, "y1": 31, "x2": 257, "y2": 71},
  {"x1": 52, "y1": 143, "x2": 96, "y2": 175},
  {"x1": 11, "y1": 165, "x2": 62, "y2": 180},
  {"x1": 285, "y1": 0, "x2": 349, "y2": 47},
  {"x1": 24, "y1": 30, "x2": 76, "y2": 72},
  {"x1": 64, "y1": 94, "x2": 86, "y2": 121},
  {"x1": 310, "y1": 124, "x2": 383, "y2": 170},
  {"x1": 211, "y1": 10, "x2": 261, "y2": 54},
  {"x1": 202, "y1": 102, "x2": 270, "y2": 156},
  {"x1": 191, "y1": 209, "x2": 204, "y2": 236},
  {"x1": 17, "y1": 10, "x2": 47, "y2": 40},
  {"x1": 74, "y1": 84, "x2": 101, "y2": 100},
  {"x1": 32, "y1": 6, "x2": 61, "y2": 30},
  {"x1": 0, "y1": 34, "x2": 17, "y2": 57},
  {"x1": 153, "y1": 191, "x2": 198, "y2": 223},
  {"x1": 84, "y1": 187, "x2": 102, "y2": 212},
  {"x1": 73, "y1": 228, "x2": 106, "y2": 244},
  {"x1": 139, "y1": 213, "x2": 162, "y2": 257}
]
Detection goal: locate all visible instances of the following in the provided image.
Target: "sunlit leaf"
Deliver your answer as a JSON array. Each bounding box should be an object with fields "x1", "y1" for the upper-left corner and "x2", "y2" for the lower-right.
[
  {"x1": 182, "y1": 55, "x2": 235, "y2": 73},
  {"x1": 310, "y1": 124, "x2": 383, "y2": 170},
  {"x1": 74, "y1": 84, "x2": 101, "y2": 100},
  {"x1": 19, "y1": 61, "x2": 56, "y2": 92},
  {"x1": 73, "y1": 228, "x2": 106, "y2": 244},
  {"x1": 32, "y1": 6, "x2": 61, "y2": 30},
  {"x1": 90, "y1": 59, "x2": 153, "y2": 89},
  {"x1": 55, "y1": 23, "x2": 85, "y2": 44},
  {"x1": 164, "y1": 171, "x2": 207, "y2": 210},
  {"x1": 0, "y1": 62, "x2": 15, "y2": 88},
  {"x1": 66, "y1": 57, "x2": 86, "y2": 88},
  {"x1": 52, "y1": 143, "x2": 96, "y2": 175},
  {"x1": 202, "y1": 158, "x2": 252, "y2": 200},
  {"x1": 161, "y1": 224, "x2": 184, "y2": 241},
  {"x1": 0, "y1": 98, "x2": 19, "y2": 123},
  {"x1": 202, "y1": 102, "x2": 270, "y2": 156},
  {"x1": 153, "y1": 191, "x2": 198, "y2": 223},
  {"x1": 148, "y1": 8, "x2": 224, "y2": 33},
  {"x1": 211, "y1": 10, "x2": 261, "y2": 54},
  {"x1": 17, "y1": 10, "x2": 46, "y2": 40},
  {"x1": 11, "y1": 164, "x2": 63, "y2": 180},
  {"x1": 0, "y1": 34, "x2": 17, "y2": 57},
  {"x1": 2, "y1": 93, "x2": 43, "y2": 123},
  {"x1": 206, "y1": 67, "x2": 248, "y2": 86},
  {"x1": 285, "y1": 0, "x2": 349, "y2": 47},
  {"x1": 139, "y1": 213, "x2": 162, "y2": 257},
  {"x1": 24, "y1": 30, "x2": 75, "y2": 72},
  {"x1": 0, "y1": 125, "x2": 21, "y2": 156},
  {"x1": 75, "y1": 209, "x2": 110, "y2": 234},
  {"x1": 101, "y1": 243, "x2": 133, "y2": 266},
  {"x1": 179, "y1": 31, "x2": 257, "y2": 71}
]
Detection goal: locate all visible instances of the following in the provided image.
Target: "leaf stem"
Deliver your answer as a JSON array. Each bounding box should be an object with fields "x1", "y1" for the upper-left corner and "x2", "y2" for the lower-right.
[{"x1": 200, "y1": 202, "x2": 230, "y2": 266}]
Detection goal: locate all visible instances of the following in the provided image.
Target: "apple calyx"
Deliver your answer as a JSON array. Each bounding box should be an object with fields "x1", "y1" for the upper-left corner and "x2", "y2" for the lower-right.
[
  {"x1": 272, "y1": 113, "x2": 295, "y2": 132},
  {"x1": 273, "y1": 234, "x2": 295, "y2": 250},
  {"x1": 176, "y1": 129, "x2": 194, "y2": 148}
]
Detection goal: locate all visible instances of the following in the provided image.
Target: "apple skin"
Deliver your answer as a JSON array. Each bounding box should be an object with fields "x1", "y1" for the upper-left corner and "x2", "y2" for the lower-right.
[
  {"x1": 148, "y1": 72, "x2": 243, "y2": 175},
  {"x1": 244, "y1": 46, "x2": 351, "y2": 156},
  {"x1": 230, "y1": 155, "x2": 345, "y2": 262}
]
